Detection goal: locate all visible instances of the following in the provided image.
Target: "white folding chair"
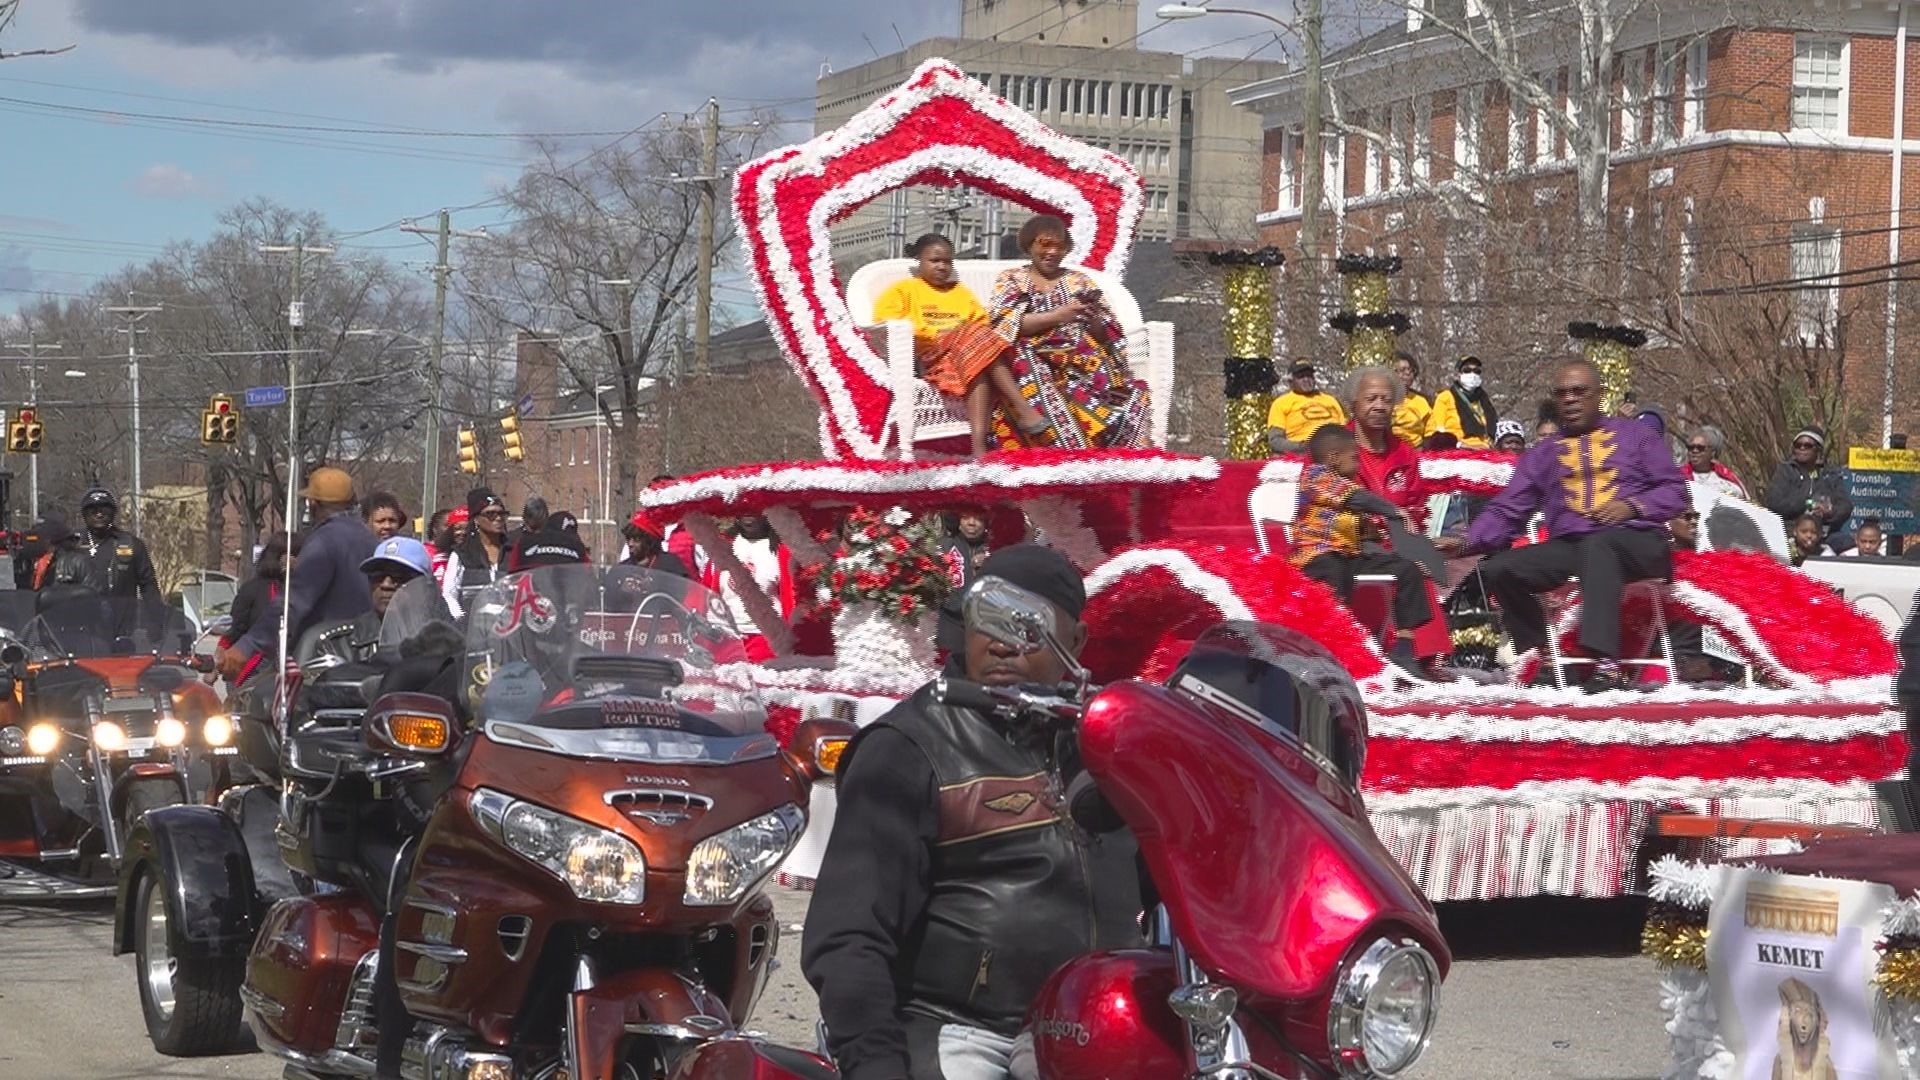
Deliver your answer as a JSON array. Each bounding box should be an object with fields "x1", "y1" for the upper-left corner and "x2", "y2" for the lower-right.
[
  {"x1": 1541, "y1": 576, "x2": 1678, "y2": 689},
  {"x1": 1249, "y1": 481, "x2": 1300, "y2": 557}
]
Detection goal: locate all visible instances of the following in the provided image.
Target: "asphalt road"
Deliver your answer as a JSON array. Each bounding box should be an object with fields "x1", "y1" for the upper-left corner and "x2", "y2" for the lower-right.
[{"x1": 0, "y1": 891, "x2": 1671, "y2": 1079}]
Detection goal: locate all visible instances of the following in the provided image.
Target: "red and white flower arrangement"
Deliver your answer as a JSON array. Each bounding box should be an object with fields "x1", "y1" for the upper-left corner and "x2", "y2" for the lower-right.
[{"x1": 809, "y1": 507, "x2": 952, "y2": 623}]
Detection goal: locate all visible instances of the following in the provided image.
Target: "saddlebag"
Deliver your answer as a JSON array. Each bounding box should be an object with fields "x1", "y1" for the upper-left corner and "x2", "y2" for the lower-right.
[{"x1": 245, "y1": 893, "x2": 381, "y2": 1055}]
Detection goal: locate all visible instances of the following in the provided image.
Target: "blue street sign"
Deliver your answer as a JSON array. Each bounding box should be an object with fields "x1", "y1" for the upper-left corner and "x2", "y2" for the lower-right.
[
  {"x1": 516, "y1": 392, "x2": 536, "y2": 418},
  {"x1": 244, "y1": 385, "x2": 288, "y2": 408},
  {"x1": 1843, "y1": 469, "x2": 1919, "y2": 532}
]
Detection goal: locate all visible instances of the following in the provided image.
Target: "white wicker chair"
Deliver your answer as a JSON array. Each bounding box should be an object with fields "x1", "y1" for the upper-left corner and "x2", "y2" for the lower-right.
[{"x1": 843, "y1": 258, "x2": 1176, "y2": 460}]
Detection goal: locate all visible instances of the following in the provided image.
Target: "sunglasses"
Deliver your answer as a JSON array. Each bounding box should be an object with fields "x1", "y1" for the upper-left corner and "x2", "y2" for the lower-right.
[
  {"x1": 1793, "y1": 441, "x2": 1819, "y2": 450},
  {"x1": 366, "y1": 569, "x2": 418, "y2": 586},
  {"x1": 478, "y1": 508, "x2": 508, "y2": 519},
  {"x1": 1686, "y1": 443, "x2": 1711, "y2": 452}
]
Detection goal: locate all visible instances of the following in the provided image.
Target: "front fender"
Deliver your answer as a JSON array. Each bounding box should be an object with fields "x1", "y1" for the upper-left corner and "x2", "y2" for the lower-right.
[
  {"x1": 113, "y1": 804, "x2": 259, "y2": 959},
  {"x1": 575, "y1": 967, "x2": 734, "y2": 1080}
]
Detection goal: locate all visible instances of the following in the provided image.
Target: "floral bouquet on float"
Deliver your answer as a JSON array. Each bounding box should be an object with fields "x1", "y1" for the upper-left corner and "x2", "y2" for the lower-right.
[{"x1": 809, "y1": 508, "x2": 951, "y2": 683}]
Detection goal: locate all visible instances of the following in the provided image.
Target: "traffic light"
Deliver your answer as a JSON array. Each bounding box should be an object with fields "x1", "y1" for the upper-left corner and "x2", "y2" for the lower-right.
[
  {"x1": 499, "y1": 411, "x2": 524, "y2": 462},
  {"x1": 200, "y1": 395, "x2": 240, "y2": 445},
  {"x1": 457, "y1": 426, "x2": 480, "y2": 474},
  {"x1": 7, "y1": 407, "x2": 43, "y2": 454}
]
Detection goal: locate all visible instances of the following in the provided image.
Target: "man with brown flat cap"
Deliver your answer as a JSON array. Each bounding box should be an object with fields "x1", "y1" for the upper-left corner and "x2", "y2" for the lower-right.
[{"x1": 217, "y1": 466, "x2": 375, "y2": 679}]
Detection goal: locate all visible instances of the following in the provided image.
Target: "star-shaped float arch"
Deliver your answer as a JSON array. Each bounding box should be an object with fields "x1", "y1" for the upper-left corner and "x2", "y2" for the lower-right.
[{"x1": 733, "y1": 58, "x2": 1145, "y2": 459}]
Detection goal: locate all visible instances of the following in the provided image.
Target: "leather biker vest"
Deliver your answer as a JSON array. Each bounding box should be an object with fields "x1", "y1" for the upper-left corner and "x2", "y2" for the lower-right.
[{"x1": 875, "y1": 685, "x2": 1142, "y2": 1035}]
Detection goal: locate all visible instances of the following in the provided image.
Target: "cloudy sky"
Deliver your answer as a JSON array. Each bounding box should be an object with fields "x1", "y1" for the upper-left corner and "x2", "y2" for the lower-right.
[{"x1": 1, "y1": 0, "x2": 1370, "y2": 311}]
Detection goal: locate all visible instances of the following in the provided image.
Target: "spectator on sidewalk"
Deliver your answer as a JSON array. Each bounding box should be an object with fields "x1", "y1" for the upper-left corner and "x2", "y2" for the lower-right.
[
  {"x1": 1684, "y1": 426, "x2": 1748, "y2": 500},
  {"x1": 1841, "y1": 517, "x2": 1886, "y2": 557},
  {"x1": 1789, "y1": 513, "x2": 1836, "y2": 565},
  {"x1": 362, "y1": 491, "x2": 408, "y2": 541},
  {"x1": 218, "y1": 467, "x2": 373, "y2": 679},
  {"x1": 1764, "y1": 426, "x2": 1853, "y2": 547}
]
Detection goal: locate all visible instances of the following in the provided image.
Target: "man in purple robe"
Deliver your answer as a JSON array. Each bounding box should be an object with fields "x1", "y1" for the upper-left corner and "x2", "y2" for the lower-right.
[{"x1": 1437, "y1": 359, "x2": 1690, "y2": 693}]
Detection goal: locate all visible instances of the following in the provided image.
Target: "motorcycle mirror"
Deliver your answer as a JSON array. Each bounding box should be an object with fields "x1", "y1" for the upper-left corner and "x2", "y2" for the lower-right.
[
  {"x1": 790, "y1": 717, "x2": 859, "y2": 782},
  {"x1": 365, "y1": 692, "x2": 459, "y2": 758},
  {"x1": 0, "y1": 641, "x2": 22, "y2": 669},
  {"x1": 962, "y1": 577, "x2": 1054, "y2": 656}
]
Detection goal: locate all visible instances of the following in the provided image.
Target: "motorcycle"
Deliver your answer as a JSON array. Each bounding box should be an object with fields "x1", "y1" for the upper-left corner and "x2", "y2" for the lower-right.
[
  {"x1": 117, "y1": 565, "x2": 855, "y2": 1077},
  {"x1": 672, "y1": 576, "x2": 1452, "y2": 1080},
  {"x1": 0, "y1": 592, "x2": 227, "y2": 899}
]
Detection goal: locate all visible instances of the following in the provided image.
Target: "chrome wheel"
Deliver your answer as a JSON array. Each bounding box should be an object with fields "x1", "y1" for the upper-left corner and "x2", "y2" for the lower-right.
[{"x1": 140, "y1": 877, "x2": 177, "y2": 1023}]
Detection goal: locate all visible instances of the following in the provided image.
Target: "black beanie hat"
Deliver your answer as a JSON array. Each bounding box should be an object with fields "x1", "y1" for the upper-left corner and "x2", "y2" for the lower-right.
[
  {"x1": 466, "y1": 487, "x2": 503, "y2": 518},
  {"x1": 975, "y1": 544, "x2": 1087, "y2": 620}
]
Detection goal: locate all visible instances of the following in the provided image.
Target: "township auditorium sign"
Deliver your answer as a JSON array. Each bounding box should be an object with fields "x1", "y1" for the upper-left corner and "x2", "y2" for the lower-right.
[{"x1": 1845, "y1": 447, "x2": 1920, "y2": 533}]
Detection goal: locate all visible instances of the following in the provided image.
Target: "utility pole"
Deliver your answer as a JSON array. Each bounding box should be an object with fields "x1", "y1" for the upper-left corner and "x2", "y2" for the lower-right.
[
  {"x1": 695, "y1": 97, "x2": 720, "y2": 375},
  {"x1": 1299, "y1": 0, "x2": 1325, "y2": 322},
  {"x1": 400, "y1": 212, "x2": 487, "y2": 517},
  {"x1": 664, "y1": 313, "x2": 686, "y2": 475},
  {"x1": 2, "y1": 337, "x2": 59, "y2": 521},
  {"x1": 105, "y1": 296, "x2": 162, "y2": 533}
]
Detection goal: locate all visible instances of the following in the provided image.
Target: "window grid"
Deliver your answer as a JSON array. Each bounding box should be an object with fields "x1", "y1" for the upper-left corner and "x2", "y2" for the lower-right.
[
  {"x1": 1455, "y1": 85, "x2": 1482, "y2": 177},
  {"x1": 1619, "y1": 50, "x2": 1646, "y2": 149},
  {"x1": 1790, "y1": 224, "x2": 1841, "y2": 346},
  {"x1": 1412, "y1": 97, "x2": 1432, "y2": 183},
  {"x1": 1684, "y1": 39, "x2": 1708, "y2": 136},
  {"x1": 1791, "y1": 37, "x2": 1846, "y2": 134},
  {"x1": 1533, "y1": 73, "x2": 1557, "y2": 164},
  {"x1": 1653, "y1": 45, "x2": 1677, "y2": 145}
]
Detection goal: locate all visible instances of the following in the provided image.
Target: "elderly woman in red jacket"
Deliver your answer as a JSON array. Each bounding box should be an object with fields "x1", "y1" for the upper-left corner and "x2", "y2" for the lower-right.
[{"x1": 1347, "y1": 366, "x2": 1452, "y2": 667}]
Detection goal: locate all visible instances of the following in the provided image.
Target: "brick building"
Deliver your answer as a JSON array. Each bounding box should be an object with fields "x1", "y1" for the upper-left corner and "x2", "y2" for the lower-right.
[{"x1": 1229, "y1": 1, "x2": 1920, "y2": 473}]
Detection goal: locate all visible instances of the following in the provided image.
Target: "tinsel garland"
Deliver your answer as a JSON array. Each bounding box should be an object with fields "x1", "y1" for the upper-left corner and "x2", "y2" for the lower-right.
[
  {"x1": 1346, "y1": 325, "x2": 1399, "y2": 370},
  {"x1": 1568, "y1": 322, "x2": 1648, "y2": 417},
  {"x1": 1221, "y1": 263, "x2": 1277, "y2": 358},
  {"x1": 1877, "y1": 943, "x2": 1920, "y2": 1002},
  {"x1": 1328, "y1": 252, "x2": 1408, "y2": 373},
  {"x1": 734, "y1": 58, "x2": 1144, "y2": 457},
  {"x1": 1226, "y1": 395, "x2": 1270, "y2": 460},
  {"x1": 1642, "y1": 907, "x2": 1710, "y2": 970}
]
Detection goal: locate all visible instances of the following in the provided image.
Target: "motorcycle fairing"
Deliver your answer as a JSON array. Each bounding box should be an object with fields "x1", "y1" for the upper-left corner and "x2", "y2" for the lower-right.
[{"x1": 1076, "y1": 681, "x2": 1448, "y2": 1005}]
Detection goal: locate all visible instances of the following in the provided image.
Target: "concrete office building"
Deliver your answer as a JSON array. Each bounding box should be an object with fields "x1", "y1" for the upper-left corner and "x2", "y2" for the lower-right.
[{"x1": 815, "y1": 0, "x2": 1284, "y2": 267}]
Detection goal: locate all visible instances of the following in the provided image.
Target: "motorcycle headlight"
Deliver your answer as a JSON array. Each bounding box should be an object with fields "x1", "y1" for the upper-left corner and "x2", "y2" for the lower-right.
[
  {"x1": 203, "y1": 714, "x2": 235, "y2": 747},
  {"x1": 0, "y1": 726, "x2": 24, "y2": 756},
  {"x1": 1327, "y1": 937, "x2": 1440, "y2": 1078},
  {"x1": 25, "y1": 722, "x2": 61, "y2": 756},
  {"x1": 154, "y1": 717, "x2": 187, "y2": 748},
  {"x1": 683, "y1": 805, "x2": 805, "y2": 906},
  {"x1": 469, "y1": 787, "x2": 645, "y2": 904},
  {"x1": 92, "y1": 721, "x2": 128, "y2": 753}
]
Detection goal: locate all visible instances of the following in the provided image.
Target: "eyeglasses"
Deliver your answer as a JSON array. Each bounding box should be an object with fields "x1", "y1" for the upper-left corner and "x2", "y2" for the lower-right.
[{"x1": 1552, "y1": 384, "x2": 1597, "y2": 398}]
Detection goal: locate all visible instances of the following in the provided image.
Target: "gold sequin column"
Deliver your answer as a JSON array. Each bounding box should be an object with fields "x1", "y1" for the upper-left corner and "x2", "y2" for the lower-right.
[
  {"x1": 1568, "y1": 322, "x2": 1650, "y2": 415},
  {"x1": 1330, "y1": 254, "x2": 1411, "y2": 372},
  {"x1": 1208, "y1": 248, "x2": 1285, "y2": 460}
]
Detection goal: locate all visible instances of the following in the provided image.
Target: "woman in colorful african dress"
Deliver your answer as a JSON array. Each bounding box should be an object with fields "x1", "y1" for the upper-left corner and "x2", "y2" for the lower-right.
[
  {"x1": 873, "y1": 233, "x2": 1052, "y2": 456},
  {"x1": 986, "y1": 214, "x2": 1152, "y2": 451}
]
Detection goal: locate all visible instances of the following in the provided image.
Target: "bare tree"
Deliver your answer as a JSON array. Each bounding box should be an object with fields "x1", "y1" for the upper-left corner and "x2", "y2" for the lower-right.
[
  {"x1": 0, "y1": 1, "x2": 73, "y2": 60},
  {"x1": 458, "y1": 117, "x2": 780, "y2": 507}
]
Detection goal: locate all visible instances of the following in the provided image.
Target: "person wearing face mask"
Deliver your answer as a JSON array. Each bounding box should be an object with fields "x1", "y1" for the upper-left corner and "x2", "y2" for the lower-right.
[{"x1": 1425, "y1": 355, "x2": 1499, "y2": 450}]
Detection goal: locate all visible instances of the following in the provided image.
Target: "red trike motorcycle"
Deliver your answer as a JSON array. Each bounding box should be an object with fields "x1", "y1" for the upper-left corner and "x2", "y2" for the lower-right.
[{"x1": 677, "y1": 577, "x2": 1451, "y2": 1080}]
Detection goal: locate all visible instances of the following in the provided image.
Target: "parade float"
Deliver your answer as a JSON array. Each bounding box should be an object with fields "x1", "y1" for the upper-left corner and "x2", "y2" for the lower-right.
[{"x1": 639, "y1": 59, "x2": 1905, "y2": 902}]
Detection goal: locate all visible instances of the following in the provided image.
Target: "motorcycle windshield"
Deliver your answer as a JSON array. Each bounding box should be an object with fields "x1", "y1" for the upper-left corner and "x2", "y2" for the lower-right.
[
  {"x1": 1078, "y1": 624, "x2": 1445, "y2": 1003},
  {"x1": 464, "y1": 565, "x2": 775, "y2": 766},
  {"x1": 22, "y1": 596, "x2": 196, "y2": 659}
]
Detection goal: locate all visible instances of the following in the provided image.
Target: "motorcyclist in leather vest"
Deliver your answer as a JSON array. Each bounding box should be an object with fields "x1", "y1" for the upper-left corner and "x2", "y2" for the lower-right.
[
  {"x1": 75, "y1": 488, "x2": 159, "y2": 601},
  {"x1": 803, "y1": 545, "x2": 1142, "y2": 1080}
]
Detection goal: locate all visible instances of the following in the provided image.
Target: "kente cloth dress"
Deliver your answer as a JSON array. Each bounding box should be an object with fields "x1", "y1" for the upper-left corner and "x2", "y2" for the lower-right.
[{"x1": 985, "y1": 266, "x2": 1152, "y2": 450}]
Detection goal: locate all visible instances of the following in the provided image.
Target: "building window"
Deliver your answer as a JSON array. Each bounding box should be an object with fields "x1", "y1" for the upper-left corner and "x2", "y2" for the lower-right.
[
  {"x1": 1278, "y1": 129, "x2": 1299, "y2": 211},
  {"x1": 1790, "y1": 220, "x2": 1841, "y2": 346},
  {"x1": 1559, "y1": 66, "x2": 1576, "y2": 160},
  {"x1": 1533, "y1": 72, "x2": 1557, "y2": 164},
  {"x1": 998, "y1": 74, "x2": 1011, "y2": 100},
  {"x1": 1653, "y1": 44, "x2": 1677, "y2": 145},
  {"x1": 1160, "y1": 84, "x2": 1173, "y2": 120},
  {"x1": 1412, "y1": 96, "x2": 1432, "y2": 182},
  {"x1": 1791, "y1": 37, "x2": 1846, "y2": 134},
  {"x1": 1364, "y1": 112, "x2": 1382, "y2": 193},
  {"x1": 1118, "y1": 82, "x2": 1131, "y2": 118},
  {"x1": 1323, "y1": 133, "x2": 1343, "y2": 207},
  {"x1": 1683, "y1": 38, "x2": 1708, "y2": 136},
  {"x1": 1101, "y1": 81, "x2": 1112, "y2": 116},
  {"x1": 1679, "y1": 196, "x2": 1698, "y2": 309},
  {"x1": 1037, "y1": 77, "x2": 1050, "y2": 113},
  {"x1": 1157, "y1": 144, "x2": 1170, "y2": 170},
  {"x1": 1506, "y1": 90, "x2": 1527, "y2": 170},
  {"x1": 1387, "y1": 102, "x2": 1408, "y2": 189},
  {"x1": 1455, "y1": 85, "x2": 1482, "y2": 177},
  {"x1": 1619, "y1": 49, "x2": 1646, "y2": 150}
]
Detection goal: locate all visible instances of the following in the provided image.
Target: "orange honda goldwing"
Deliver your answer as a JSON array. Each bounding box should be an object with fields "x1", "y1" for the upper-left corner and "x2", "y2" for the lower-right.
[{"x1": 120, "y1": 566, "x2": 852, "y2": 1079}]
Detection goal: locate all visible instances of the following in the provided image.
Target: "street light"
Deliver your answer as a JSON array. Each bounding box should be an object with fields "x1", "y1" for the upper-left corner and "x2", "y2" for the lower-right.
[
  {"x1": 1159, "y1": 0, "x2": 1323, "y2": 329},
  {"x1": 62, "y1": 370, "x2": 86, "y2": 379}
]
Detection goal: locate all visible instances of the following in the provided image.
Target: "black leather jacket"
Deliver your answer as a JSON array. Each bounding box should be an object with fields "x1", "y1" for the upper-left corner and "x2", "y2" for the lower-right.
[{"x1": 802, "y1": 681, "x2": 1141, "y2": 1079}]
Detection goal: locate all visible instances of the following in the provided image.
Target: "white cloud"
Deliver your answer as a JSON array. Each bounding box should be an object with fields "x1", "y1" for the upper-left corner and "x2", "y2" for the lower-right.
[{"x1": 127, "y1": 163, "x2": 219, "y2": 200}]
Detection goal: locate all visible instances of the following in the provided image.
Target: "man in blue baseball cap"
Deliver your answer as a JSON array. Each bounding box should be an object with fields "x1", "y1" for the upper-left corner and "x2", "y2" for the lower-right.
[{"x1": 363, "y1": 537, "x2": 431, "y2": 621}]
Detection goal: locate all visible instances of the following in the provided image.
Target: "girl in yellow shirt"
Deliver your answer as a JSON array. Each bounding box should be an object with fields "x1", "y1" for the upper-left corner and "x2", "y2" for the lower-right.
[{"x1": 873, "y1": 234, "x2": 1049, "y2": 455}]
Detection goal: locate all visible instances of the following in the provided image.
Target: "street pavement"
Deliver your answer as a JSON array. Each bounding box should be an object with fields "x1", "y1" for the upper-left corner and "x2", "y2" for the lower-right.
[{"x1": 0, "y1": 891, "x2": 1671, "y2": 1079}]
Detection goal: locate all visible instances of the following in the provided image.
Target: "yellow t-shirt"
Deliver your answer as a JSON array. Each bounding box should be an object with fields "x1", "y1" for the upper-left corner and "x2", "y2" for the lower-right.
[
  {"x1": 1393, "y1": 393, "x2": 1432, "y2": 447},
  {"x1": 871, "y1": 276, "x2": 987, "y2": 346},
  {"x1": 1266, "y1": 391, "x2": 1349, "y2": 445}
]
